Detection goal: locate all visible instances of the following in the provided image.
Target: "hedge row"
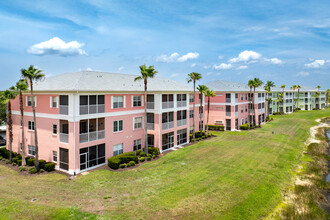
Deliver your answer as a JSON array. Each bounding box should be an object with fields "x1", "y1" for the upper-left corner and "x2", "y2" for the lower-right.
[{"x1": 207, "y1": 125, "x2": 225, "y2": 131}]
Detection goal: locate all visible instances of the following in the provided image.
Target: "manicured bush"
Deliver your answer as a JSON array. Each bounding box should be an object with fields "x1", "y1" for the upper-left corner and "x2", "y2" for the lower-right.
[
  {"x1": 126, "y1": 163, "x2": 131, "y2": 168},
  {"x1": 152, "y1": 154, "x2": 156, "y2": 159},
  {"x1": 195, "y1": 131, "x2": 202, "y2": 138},
  {"x1": 121, "y1": 151, "x2": 136, "y2": 157},
  {"x1": 139, "y1": 152, "x2": 146, "y2": 157},
  {"x1": 149, "y1": 147, "x2": 160, "y2": 156},
  {"x1": 202, "y1": 135, "x2": 206, "y2": 139},
  {"x1": 207, "y1": 125, "x2": 225, "y2": 131},
  {"x1": 147, "y1": 154, "x2": 152, "y2": 158},
  {"x1": 0, "y1": 156, "x2": 2, "y2": 160},
  {"x1": 40, "y1": 169, "x2": 45, "y2": 173},
  {"x1": 20, "y1": 166, "x2": 27, "y2": 171},
  {"x1": 27, "y1": 158, "x2": 35, "y2": 166},
  {"x1": 108, "y1": 156, "x2": 121, "y2": 169},
  {"x1": 240, "y1": 123, "x2": 249, "y2": 130},
  {"x1": 6, "y1": 160, "x2": 11, "y2": 164},
  {"x1": 139, "y1": 157, "x2": 145, "y2": 162},
  {"x1": 12, "y1": 158, "x2": 18, "y2": 164},
  {"x1": 189, "y1": 134, "x2": 193, "y2": 140},
  {"x1": 12, "y1": 163, "x2": 17, "y2": 166},
  {"x1": 44, "y1": 162, "x2": 56, "y2": 172},
  {"x1": 0, "y1": 147, "x2": 9, "y2": 159},
  {"x1": 119, "y1": 164, "x2": 126, "y2": 169},
  {"x1": 17, "y1": 159, "x2": 22, "y2": 166},
  {"x1": 107, "y1": 152, "x2": 139, "y2": 169},
  {"x1": 128, "y1": 161, "x2": 136, "y2": 167},
  {"x1": 208, "y1": 133, "x2": 212, "y2": 137},
  {"x1": 29, "y1": 167, "x2": 37, "y2": 174},
  {"x1": 38, "y1": 160, "x2": 46, "y2": 169},
  {"x1": 190, "y1": 139, "x2": 195, "y2": 142},
  {"x1": 147, "y1": 156, "x2": 151, "y2": 161},
  {"x1": 136, "y1": 149, "x2": 142, "y2": 156},
  {"x1": 25, "y1": 156, "x2": 30, "y2": 164},
  {"x1": 197, "y1": 138, "x2": 201, "y2": 141}
]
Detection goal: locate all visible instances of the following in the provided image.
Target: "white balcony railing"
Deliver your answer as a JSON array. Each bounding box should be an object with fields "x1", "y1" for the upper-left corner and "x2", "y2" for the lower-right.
[
  {"x1": 80, "y1": 104, "x2": 105, "y2": 115},
  {"x1": 177, "y1": 101, "x2": 187, "y2": 107},
  {"x1": 235, "y1": 98, "x2": 238, "y2": 103},
  {"x1": 146, "y1": 123, "x2": 154, "y2": 130},
  {"x1": 146, "y1": 102, "x2": 154, "y2": 109},
  {"x1": 162, "y1": 101, "x2": 174, "y2": 109},
  {"x1": 162, "y1": 121, "x2": 174, "y2": 130},
  {"x1": 235, "y1": 112, "x2": 238, "y2": 117},
  {"x1": 59, "y1": 105, "x2": 68, "y2": 115},
  {"x1": 79, "y1": 130, "x2": 105, "y2": 143},
  {"x1": 226, "y1": 112, "x2": 231, "y2": 117},
  {"x1": 177, "y1": 119, "x2": 187, "y2": 127},
  {"x1": 59, "y1": 133, "x2": 69, "y2": 143}
]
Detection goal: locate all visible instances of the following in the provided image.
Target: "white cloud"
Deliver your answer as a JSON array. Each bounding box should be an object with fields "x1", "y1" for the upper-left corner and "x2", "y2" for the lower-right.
[
  {"x1": 264, "y1": 57, "x2": 283, "y2": 64},
  {"x1": 237, "y1": 65, "x2": 248, "y2": 70},
  {"x1": 305, "y1": 59, "x2": 325, "y2": 68},
  {"x1": 296, "y1": 71, "x2": 310, "y2": 77},
  {"x1": 170, "y1": 73, "x2": 179, "y2": 78},
  {"x1": 156, "y1": 52, "x2": 199, "y2": 63},
  {"x1": 203, "y1": 65, "x2": 210, "y2": 69},
  {"x1": 213, "y1": 63, "x2": 232, "y2": 70},
  {"x1": 229, "y1": 50, "x2": 262, "y2": 63},
  {"x1": 206, "y1": 72, "x2": 212, "y2": 76},
  {"x1": 27, "y1": 37, "x2": 87, "y2": 56},
  {"x1": 218, "y1": 55, "x2": 223, "y2": 60},
  {"x1": 86, "y1": 67, "x2": 93, "y2": 71},
  {"x1": 191, "y1": 63, "x2": 196, "y2": 67},
  {"x1": 118, "y1": 66, "x2": 125, "y2": 72}
]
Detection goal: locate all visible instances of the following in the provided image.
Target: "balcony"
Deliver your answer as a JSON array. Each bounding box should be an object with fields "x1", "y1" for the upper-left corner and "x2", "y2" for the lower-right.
[
  {"x1": 235, "y1": 98, "x2": 238, "y2": 103},
  {"x1": 162, "y1": 102, "x2": 174, "y2": 109},
  {"x1": 177, "y1": 119, "x2": 187, "y2": 127},
  {"x1": 162, "y1": 121, "x2": 174, "y2": 130},
  {"x1": 59, "y1": 133, "x2": 68, "y2": 143},
  {"x1": 146, "y1": 102, "x2": 154, "y2": 109},
  {"x1": 79, "y1": 130, "x2": 105, "y2": 143},
  {"x1": 80, "y1": 104, "x2": 105, "y2": 115},
  {"x1": 59, "y1": 105, "x2": 68, "y2": 115},
  {"x1": 177, "y1": 101, "x2": 187, "y2": 107},
  {"x1": 235, "y1": 112, "x2": 238, "y2": 117},
  {"x1": 226, "y1": 112, "x2": 231, "y2": 117},
  {"x1": 226, "y1": 98, "x2": 231, "y2": 103},
  {"x1": 146, "y1": 123, "x2": 154, "y2": 130}
]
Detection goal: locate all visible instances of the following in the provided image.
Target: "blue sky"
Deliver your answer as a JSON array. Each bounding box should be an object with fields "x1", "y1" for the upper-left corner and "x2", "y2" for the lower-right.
[{"x1": 0, "y1": 0, "x2": 329, "y2": 90}]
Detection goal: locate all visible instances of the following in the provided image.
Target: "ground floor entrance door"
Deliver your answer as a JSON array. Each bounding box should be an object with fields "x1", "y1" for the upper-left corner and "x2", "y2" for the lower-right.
[
  {"x1": 80, "y1": 153, "x2": 88, "y2": 171},
  {"x1": 305, "y1": 105, "x2": 308, "y2": 110},
  {"x1": 235, "y1": 119, "x2": 238, "y2": 130},
  {"x1": 59, "y1": 148, "x2": 69, "y2": 171},
  {"x1": 226, "y1": 119, "x2": 231, "y2": 131}
]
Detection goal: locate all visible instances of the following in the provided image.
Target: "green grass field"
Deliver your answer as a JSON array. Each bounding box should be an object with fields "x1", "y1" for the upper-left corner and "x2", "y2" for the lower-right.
[{"x1": 0, "y1": 109, "x2": 329, "y2": 219}]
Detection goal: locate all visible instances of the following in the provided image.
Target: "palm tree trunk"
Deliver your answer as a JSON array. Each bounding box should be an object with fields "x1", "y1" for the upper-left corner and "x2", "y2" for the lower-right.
[
  {"x1": 253, "y1": 88, "x2": 256, "y2": 126},
  {"x1": 20, "y1": 91, "x2": 26, "y2": 166},
  {"x1": 292, "y1": 91, "x2": 295, "y2": 111},
  {"x1": 199, "y1": 91, "x2": 202, "y2": 132},
  {"x1": 206, "y1": 97, "x2": 210, "y2": 135},
  {"x1": 31, "y1": 83, "x2": 39, "y2": 171},
  {"x1": 192, "y1": 81, "x2": 196, "y2": 139},
  {"x1": 297, "y1": 89, "x2": 300, "y2": 109},
  {"x1": 248, "y1": 88, "x2": 252, "y2": 129},
  {"x1": 7, "y1": 101, "x2": 13, "y2": 162},
  {"x1": 144, "y1": 79, "x2": 148, "y2": 155}
]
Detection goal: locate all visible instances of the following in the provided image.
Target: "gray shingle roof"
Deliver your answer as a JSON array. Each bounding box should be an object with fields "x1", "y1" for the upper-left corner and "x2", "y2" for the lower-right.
[
  {"x1": 206, "y1": 80, "x2": 264, "y2": 92},
  {"x1": 33, "y1": 71, "x2": 193, "y2": 92}
]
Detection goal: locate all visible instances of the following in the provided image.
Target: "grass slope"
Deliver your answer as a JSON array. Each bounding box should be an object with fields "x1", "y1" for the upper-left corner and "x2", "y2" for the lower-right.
[{"x1": 0, "y1": 109, "x2": 329, "y2": 219}]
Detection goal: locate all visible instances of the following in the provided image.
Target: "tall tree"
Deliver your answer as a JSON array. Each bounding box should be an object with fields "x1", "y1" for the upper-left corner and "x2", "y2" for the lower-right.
[
  {"x1": 316, "y1": 85, "x2": 321, "y2": 109},
  {"x1": 196, "y1": 85, "x2": 208, "y2": 132},
  {"x1": 248, "y1": 80, "x2": 254, "y2": 129},
  {"x1": 204, "y1": 89, "x2": 215, "y2": 135},
  {"x1": 296, "y1": 85, "x2": 301, "y2": 109},
  {"x1": 0, "y1": 89, "x2": 17, "y2": 162},
  {"x1": 11, "y1": 79, "x2": 29, "y2": 166},
  {"x1": 276, "y1": 96, "x2": 282, "y2": 113},
  {"x1": 326, "y1": 89, "x2": 330, "y2": 107},
  {"x1": 21, "y1": 65, "x2": 45, "y2": 171},
  {"x1": 187, "y1": 72, "x2": 202, "y2": 138},
  {"x1": 280, "y1": 84, "x2": 286, "y2": 113},
  {"x1": 291, "y1": 85, "x2": 297, "y2": 111},
  {"x1": 251, "y1": 78, "x2": 263, "y2": 126},
  {"x1": 264, "y1": 81, "x2": 275, "y2": 120},
  {"x1": 134, "y1": 64, "x2": 158, "y2": 155}
]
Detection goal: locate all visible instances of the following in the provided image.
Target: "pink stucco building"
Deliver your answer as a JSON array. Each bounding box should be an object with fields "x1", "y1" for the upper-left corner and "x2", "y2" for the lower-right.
[
  {"x1": 9, "y1": 71, "x2": 205, "y2": 174},
  {"x1": 206, "y1": 80, "x2": 266, "y2": 130}
]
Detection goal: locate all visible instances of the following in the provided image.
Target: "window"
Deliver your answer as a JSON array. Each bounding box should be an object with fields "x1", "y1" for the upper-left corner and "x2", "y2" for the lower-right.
[
  {"x1": 80, "y1": 144, "x2": 105, "y2": 170},
  {"x1": 189, "y1": 110, "x2": 194, "y2": 118},
  {"x1": 189, "y1": 94, "x2": 194, "y2": 103},
  {"x1": 240, "y1": 94, "x2": 243, "y2": 100},
  {"x1": 262, "y1": 93, "x2": 265, "y2": 97},
  {"x1": 51, "y1": 96, "x2": 58, "y2": 108},
  {"x1": 241, "y1": 107, "x2": 243, "y2": 113},
  {"x1": 177, "y1": 94, "x2": 187, "y2": 107},
  {"x1": 28, "y1": 121, "x2": 35, "y2": 130},
  {"x1": 134, "y1": 117, "x2": 142, "y2": 129},
  {"x1": 177, "y1": 110, "x2": 187, "y2": 120},
  {"x1": 113, "y1": 143, "x2": 123, "y2": 156},
  {"x1": 245, "y1": 106, "x2": 247, "y2": 112},
  {"x1": 53, "y1": 124, "x2": 57, "y2": 135},
  {"x1": 133, "y1": 96, "x2": 142, "y2": 107},
  {"x1": 133, "y1": 139, "x2": 142, "y2": 151},
  {"x1": 113, "y1": 96, "x2": 123, "y2": 109},
  {"x1": 177, "y1": 129, "x2": 187, "y2": 145},
  {"x1": 262, "y1": 103, "x2": 265, "y2": 108},
  {"x1": 27, "y1": 96, "x2": 36, "y2": 107},
  {"x1": 53, "y1": 151, "x2": 57, "y2": 162},
  {"x1": 245, "y1": 94, "x2": 247, "y2": 100},
  {"x1": 28, "y1": 145, "x2": 35, "y2": 156},
  {"x1": 113, "y1": 120, "x2": 123, "y2": 132},
  {"x1": 241, "y1": 119, "x2": 244, "y2": 125}
]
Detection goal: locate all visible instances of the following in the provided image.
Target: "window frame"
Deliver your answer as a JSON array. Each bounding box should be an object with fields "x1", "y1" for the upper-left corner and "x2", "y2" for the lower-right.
[
  {"x1": 53, "y1": 151, "x2": 58, "y2": 163},
  {"x1": 28, "y1": 121, "x2": 35, "y2": 131},
  {"x1": 113, "y1": 143, "x2": 123, "y2": 156},
  {"x1": 132, "y1": 96, "x2": 142, "y2": 107},
  {"x1": 113, "y1": 120, "x2": 123, "y2": 133},
  {"x1": 133, "y1": 139, "x2": 142, "y2": 151},
  {"x1": 112, "y1": 96, "x2": 124, "y2": 109},
  {"x1": 53, "y1": 124, "x2": 57, "y2": 135},
  {"x1": 134, "y1": 117, "x2": 143, "y2": 130},
  {"x1": 28, "y1": 145, "x2": 36, "y2": 156}
]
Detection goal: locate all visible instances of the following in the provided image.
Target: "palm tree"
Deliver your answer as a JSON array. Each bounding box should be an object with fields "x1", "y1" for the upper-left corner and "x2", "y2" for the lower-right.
[
  {"x1": 187, "y1": 72, "x2": 202, "y2": 138},
  {"x1": 204, "y1": 89, "x2": 215, "y2": 135},
  {"x1": 326, "y1": 89, "x2": 330, "y2": 107},
  {"x1": 264, "y1": 81, "x2": 275, "y2": 120},
  {"x1": 280, "y1": 85, "x2": 286, "y2": 113},
  {"x1": 291, "y1": 85, "x2": 297, "y2": 111},
  {"x1": 251, "y1": 78, "x2": 263, "y2": 126},
  {"x1": 0, "y1": 89, "x2": 18, "y2": 162},
  {"x1": 316, "y1": 85, "x2": 321, "y2": 109},
  {"x1": 276, "y1": 96, "x2": 282, "y2": 113},
  {"x1": 21, "y1": 65, "x2": 45, "y2": 171},
  {"x1": 296, "y1": 85, "x2": 301, "y2": 109},
  {"x1": 196, "y1": 85, "x2": 208, "y2": 132},
  {"x1": 248, "y1": 80, "x2": 254, "y2": 129},
  {"x1": 11, "y1": 79, "x2": 29, "y2": 166},
  {"x1": 134, "y1": 64, "x2": 158, "y2": 155}
]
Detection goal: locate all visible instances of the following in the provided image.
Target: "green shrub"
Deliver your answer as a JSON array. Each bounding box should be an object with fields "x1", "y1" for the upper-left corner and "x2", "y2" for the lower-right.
[
  {"x1": 29, "y1": 167, "x2": 37, "y2": 174},
  {"x1": 38, "y1": 160, "x2": 46, "y2": 169},
  {"x1": 136, "y1": 149, "x2": 142, "y2": 156},
  {"x1": 12, "y1": 163, "x2": 17, "y2": 166},
  {"x1": 152, "y1": 154, "x2": 156, "y2": 159},
  {"x1": 17, "y1": 159, "x2": 22, "y2": 166},
  {"x1": 189, "y1": 134, "x2": 193, "y2": 140},
  {"x1": 128, "y1": 161, "x2": 136, "y2": 167},
  {"x1": 119, "y1": 164, "x2": 126, "y2": 169},
  {"x1": 0, "y1": 156, "x2": 2, "y2": 160},
  {"x1": 20, "y1": 166, "x2": 27, "y2": 171},
  {"x1": 147, "y1": 154, "x2": 152, "y2": 157},
  {"x1": 27, "y1": 158, "x2": 35, "y2": 166},
  {"x1": 139, "y1": 157, "x2": 145, "y2": 162},
  {"x1": 202, "y1": 135, "x2": 206, "y2": 139},
  {"x1": 40, "y1": 169, "x2": 45, "y2": 173},
  {"x1": 6, "y1": 160, "x2": 11, "y2": 164},
  {"x1": 107, "y1": 152, "x2": 139, "y2": 169},
  {"x1": 108, "y1": 157, "x2": 121, "y2": 169},
  {"x1": 240, "y1": 123, "x2": 249, "y2": 130},
  {"x1": 126, "y1": 163, "x2": 131, "y2": 168},
  {"x1": 195, "y1": 131, "x2": 202, "y2": 138},
  {"x1": 25, "y1": 156, "x2": 30, "y2": 164},
  {"x1": 147, "y1": 156, "x2": 151, "y2": 161},
  {"x1": 12, "y1": 158, "x2": 18, "y2": 164},
  {"x1": 197, "y1": 138, "x2": 201, "y2": 141},
  {"x1": 44, "y1": 162, "x2": 56, "y2": 172},
  {"x1": 148, "y1": 147, "x2": 160, "y2": 156},
  {"x1": 207, "y1": 125, "x2": 225, "y2": 131},
  {"x1": 208, "y1": 133, "x2": 212, "y2": 137},
  {"x1": 139, "y1": 152, "x2": 146, "y2": 157},
  {"x1": 190, "y1": 139, "x2": 195, "y2": 142},
  {"x1": 121, "y1": 151, "x2": 136, "y2": 156}
]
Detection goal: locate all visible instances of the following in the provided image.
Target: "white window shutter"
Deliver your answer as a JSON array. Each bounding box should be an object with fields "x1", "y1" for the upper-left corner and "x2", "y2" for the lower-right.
[
  {"x1": 25, "y1": 96, "x2": 28, "y2": 106},
  {"x1": 35, "y1": 96, "x2": 37, "y2": 107},
  {"x1": 131, "y1": 96, "x2": 134, "y2": 107},
  {"x1": 142, "y1": 95, "x2": 144, "y2": 106},
  {"x1": 50, "y1": 96, "x2": 52, "y2": 108},
  {"x1": 56, "y1": 96, "x2": 59, "y2": 108},
  {"x1": 124, "y1": 96, "x2": 126, "y2": 108},
  {"x1": 111, "y1": 96, "x2": 113, "y2": 109}
]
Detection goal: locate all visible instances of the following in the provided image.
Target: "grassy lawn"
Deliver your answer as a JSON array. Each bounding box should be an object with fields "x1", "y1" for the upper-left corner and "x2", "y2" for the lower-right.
[{"x1": 0, "y1": 109, "x2": 329, "y2": 219}]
